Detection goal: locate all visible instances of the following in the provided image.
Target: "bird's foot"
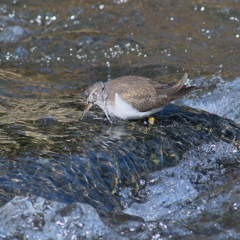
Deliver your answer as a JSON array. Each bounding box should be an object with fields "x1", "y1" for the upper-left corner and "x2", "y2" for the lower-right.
[
  {"x1": 143, "y1": 116, "x2": 155, "y2": 125},
  {"x1": 148, "y1": 117, "x2": 155, "y2": 125}
]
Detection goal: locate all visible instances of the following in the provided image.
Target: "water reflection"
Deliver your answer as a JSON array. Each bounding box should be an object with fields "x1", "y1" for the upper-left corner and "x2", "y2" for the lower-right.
[{"x1": 101, "y1": 125, "x2": 134, "y2": 140}]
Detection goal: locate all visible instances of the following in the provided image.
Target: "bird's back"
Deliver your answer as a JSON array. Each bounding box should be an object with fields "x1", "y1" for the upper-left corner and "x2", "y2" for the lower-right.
[{"x1": 105, "y1": 74, "x2": 194, "y2": 112}]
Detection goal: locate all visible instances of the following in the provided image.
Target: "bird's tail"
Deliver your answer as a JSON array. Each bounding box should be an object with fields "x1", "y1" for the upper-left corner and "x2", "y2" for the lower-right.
[
  {"x1": 165, "y1": 73, "x2": 188, "y2": 95},
  {"x1": 169, "y1": 85, "x2": 198, "y2": 101}
]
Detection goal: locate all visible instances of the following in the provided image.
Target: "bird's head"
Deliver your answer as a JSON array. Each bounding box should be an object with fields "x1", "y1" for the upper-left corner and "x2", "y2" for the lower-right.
[{"x1": 81, "y1": 82, "x2": 106, "y2": 120}]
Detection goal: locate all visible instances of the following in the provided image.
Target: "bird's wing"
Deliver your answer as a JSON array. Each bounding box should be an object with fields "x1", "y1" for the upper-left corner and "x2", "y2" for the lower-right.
[
  {"x1": 106, "y1": 74, "x2": 193, "y2": 112},
  {"x1": 106, "y1": 76, "x2": 168, "y2": 112}
]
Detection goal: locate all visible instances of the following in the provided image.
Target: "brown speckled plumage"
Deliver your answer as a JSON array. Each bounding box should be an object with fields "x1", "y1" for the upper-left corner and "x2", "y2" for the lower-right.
[{"x1": 81, "y1": 73, "x2": 197, "y2": 121}]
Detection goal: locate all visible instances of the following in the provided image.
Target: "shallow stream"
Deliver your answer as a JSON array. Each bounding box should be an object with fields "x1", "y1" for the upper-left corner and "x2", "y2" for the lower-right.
[{"x1": 0, "y1": 0, "x2": 239, "y2": 239}]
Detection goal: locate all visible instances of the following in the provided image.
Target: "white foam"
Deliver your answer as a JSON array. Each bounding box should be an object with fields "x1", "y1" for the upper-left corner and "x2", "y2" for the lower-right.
[{"x1": 179, "y1": 76, "x2": 240, "y2": 123}]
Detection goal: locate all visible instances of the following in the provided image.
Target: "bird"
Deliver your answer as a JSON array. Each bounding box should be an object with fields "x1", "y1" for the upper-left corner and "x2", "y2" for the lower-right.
[{"x1": 81, "y1": 73, "x2": 197, "y2": 123}]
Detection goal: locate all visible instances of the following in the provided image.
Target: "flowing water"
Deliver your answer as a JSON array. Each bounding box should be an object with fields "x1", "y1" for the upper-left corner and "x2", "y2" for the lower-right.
[{"x1": 0, "y1": 0, "x2": 239, "y2": 239}]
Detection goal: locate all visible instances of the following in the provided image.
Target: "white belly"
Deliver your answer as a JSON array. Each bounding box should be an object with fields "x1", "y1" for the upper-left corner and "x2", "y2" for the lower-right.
[{"x1": 107, "y1": 93, "x2": 162, "y2": 120}]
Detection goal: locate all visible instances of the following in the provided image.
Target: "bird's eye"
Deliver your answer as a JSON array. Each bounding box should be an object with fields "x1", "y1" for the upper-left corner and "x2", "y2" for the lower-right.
[{"x1": 88, "y1": 95, "x2": 93, "y2": 103}]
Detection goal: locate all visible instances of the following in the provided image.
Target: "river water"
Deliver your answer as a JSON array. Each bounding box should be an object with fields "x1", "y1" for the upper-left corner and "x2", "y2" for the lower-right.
[{"x1": 0, "y1": 0, "x2": 239, "y2": 239}]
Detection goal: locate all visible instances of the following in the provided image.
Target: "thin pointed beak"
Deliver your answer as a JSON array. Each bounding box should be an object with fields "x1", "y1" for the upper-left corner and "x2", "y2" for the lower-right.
[{"x1": 81, "y1": 102, "x2": 93, "y2": 120}]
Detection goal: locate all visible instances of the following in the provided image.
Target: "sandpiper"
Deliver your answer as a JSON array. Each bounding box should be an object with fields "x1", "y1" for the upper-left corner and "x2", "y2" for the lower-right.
[{"x1": 81, "y1": 73, "x2": 196, "y2": 123}]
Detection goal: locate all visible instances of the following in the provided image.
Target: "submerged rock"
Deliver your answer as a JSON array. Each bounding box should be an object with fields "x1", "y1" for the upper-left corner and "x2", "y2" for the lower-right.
[
  {"x1": 0, "y1": 105, "x2": 239, "y2": 210},
  {"x1": 0, "y1": 103, "x2": 239, "y2": 239},
  {"x1": 36, "y1": 115, "x2": 58, "y2": 127},
  {"x1": 0, "y1": 141, "x2": 239, "y2": 239}
]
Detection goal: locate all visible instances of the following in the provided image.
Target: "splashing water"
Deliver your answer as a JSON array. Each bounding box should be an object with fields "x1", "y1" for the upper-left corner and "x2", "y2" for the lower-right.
[{"x1": 179, "y1": 76, "x2": 240, "y2": 123}]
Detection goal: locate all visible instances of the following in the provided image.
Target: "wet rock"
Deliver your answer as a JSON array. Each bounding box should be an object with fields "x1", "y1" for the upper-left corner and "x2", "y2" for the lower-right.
[
  {"x1": 182, "y1": 76, "x2": 240, "y2": 123},
  {"x1": 0, "y1": 195, "x2": 125, "y2": 240},
  {"x1": 36, "y1": 115, "x2": 58, "y2": 127},
  {"x1": 0, "y1": 104, "x2": 239, "y2": 212},
  {"x1": 123, "y1": 142, "x2": 240, "y2": 220},
  {"x1": 0, "y1": 101, "x2": 239, "y2": 239}
]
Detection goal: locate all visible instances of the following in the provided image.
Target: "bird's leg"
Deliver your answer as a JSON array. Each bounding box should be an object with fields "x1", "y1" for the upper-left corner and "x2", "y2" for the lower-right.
[
  {"x1": 143, "y1": 116, "x2": 155, "y2": 125},
  {"x1": 99, "y1": 82, "x2": 113, "y2": 123}
]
